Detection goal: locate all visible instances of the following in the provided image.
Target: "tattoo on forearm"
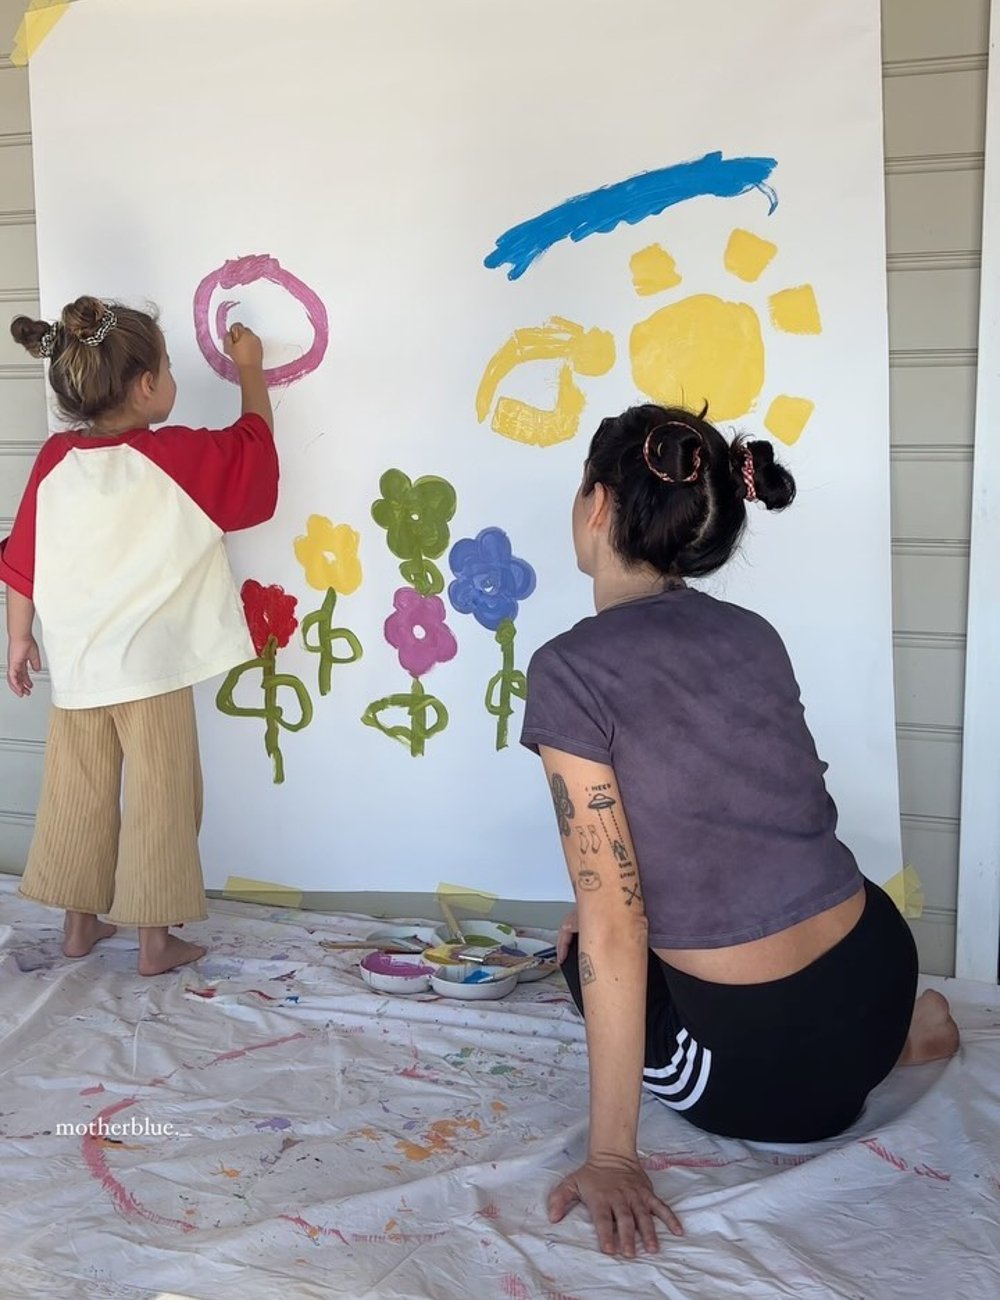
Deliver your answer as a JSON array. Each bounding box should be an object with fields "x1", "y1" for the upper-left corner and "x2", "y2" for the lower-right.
[
  {"x1": 586, "y1": 787, "x2": 616, "y2": 813},
  {"x1": 579, "y1": 950, "x2": 596, "y2": 985},
  {"x1": 549, "y1": 773, "x2": 575, "y2": 837},
  {"x1": 576, "y1": 864, "x2": 602, "y2": 891},
  {"x1": 584, "y1": 782, "x2": 645, "y2": 906},
  {"x1": 576, "y1": 824, "x2": 600, "y2": 854}
]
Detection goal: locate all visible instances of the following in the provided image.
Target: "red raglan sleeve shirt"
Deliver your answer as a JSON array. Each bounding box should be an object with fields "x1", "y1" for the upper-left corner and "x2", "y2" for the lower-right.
[
  {"x1": 0, "y1": 436, "x2": 75, "y2": 600},
  {"x1": 2, "y1": 412, "x2": 279, "y2": 709},
  {"x1": 135, "y1": 411, "x2": 279, "y2": 532}
]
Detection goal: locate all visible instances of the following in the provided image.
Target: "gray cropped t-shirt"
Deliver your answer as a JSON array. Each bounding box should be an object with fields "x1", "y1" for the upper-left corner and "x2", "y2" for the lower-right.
[{"x1": 520, "y1": 587, "x2": 862, "y2": 948}]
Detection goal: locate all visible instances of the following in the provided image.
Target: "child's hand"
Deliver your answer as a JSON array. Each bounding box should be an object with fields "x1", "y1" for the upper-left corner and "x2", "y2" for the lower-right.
[
  {"x1": 7, "y1": 636, "x2": 41, "y2": 697},
  {"x1": 224, "y1": 322, "x2": 264, "y2": 370}
]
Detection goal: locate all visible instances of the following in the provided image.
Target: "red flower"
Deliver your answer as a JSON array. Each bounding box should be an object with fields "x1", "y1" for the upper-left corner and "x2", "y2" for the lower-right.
[{"x1": 241, "y1": 580, "x2": 299, "y2": 656}]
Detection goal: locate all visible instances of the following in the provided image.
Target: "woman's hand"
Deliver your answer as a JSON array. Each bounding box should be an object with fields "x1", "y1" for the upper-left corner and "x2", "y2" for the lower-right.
[
  {"x1": 6, "y1": 635, "x2": 40, "y2": 697},
  {"x1": 548, "y1": 1154, "x2": 682, "y2": 1256},
  {"x1": 556, "y1": 905, "x2": 579, "y2": 964}
]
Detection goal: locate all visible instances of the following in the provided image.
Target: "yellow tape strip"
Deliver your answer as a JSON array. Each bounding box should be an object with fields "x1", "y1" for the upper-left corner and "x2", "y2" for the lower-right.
[
  {"x1": 222, "y1": 875, "x2": 304, "y2": 910},
  {"x1": 436, "y1": 881, "x2": 498, "y2": 916},
  {"x1": 883, "y1": 864, "x2": 925, "y2": 919},
  {"x1": 11, "y1": 1, "x2": 72, "y2": 67}
]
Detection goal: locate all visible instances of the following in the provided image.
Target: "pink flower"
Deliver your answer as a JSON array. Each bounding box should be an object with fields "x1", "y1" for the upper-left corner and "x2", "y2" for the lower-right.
[{"x1": 384, "y1": 587, "x2": 458, "y2": 678}]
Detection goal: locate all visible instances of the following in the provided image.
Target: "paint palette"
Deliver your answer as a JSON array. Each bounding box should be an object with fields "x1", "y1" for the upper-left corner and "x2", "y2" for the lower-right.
[
  {"x1": 508, "y1": 936, "x2": 560, "y2": 982},
  {"x1": 429, "y1": 966, "x2": 518, "y2": 1000},
  {"x1": 454, "y1": 922, "x2": 516, "y2": 946},
  {"x1": 359, "y1": 951, "x2": 435, "y2": 994},
  {"x1": 364, "y1": 924, "x2": 447, "y2": 953},
  {"x1": 422, "y1": 943, "x2": 475, "y2": 967}
]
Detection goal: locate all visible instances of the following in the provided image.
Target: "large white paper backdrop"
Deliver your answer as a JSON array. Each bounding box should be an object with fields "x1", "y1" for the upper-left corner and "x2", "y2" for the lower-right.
[{"x1": 27, "y1": 0, "x2": 899, "y2": 897}]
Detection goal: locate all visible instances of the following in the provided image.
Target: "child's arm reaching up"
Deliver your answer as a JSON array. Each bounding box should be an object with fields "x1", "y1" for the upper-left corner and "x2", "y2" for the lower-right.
[
  {"x1": 5, "y1": 587, "x2": 40, "y2": 697},
  {"x1": 224, "y1": 323, "x2": 273, "y2": 432},
  {"x1": 135, "y1": 322, "x2": 279, "y2": 535}
]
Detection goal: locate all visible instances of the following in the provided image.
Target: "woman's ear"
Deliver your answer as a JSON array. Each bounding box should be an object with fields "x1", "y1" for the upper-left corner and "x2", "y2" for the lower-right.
[
  {"x1": 587, "y1": 482, "x2": 611, "y2": 532},
  {"x1": 137, "y1": 369, "x2": 158, "y2": 401}
]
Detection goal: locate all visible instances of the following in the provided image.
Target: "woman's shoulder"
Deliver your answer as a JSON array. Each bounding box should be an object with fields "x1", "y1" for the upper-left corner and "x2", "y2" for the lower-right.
[{"x1": 530, "y1": 588, "x2": 791, "y2": 672}]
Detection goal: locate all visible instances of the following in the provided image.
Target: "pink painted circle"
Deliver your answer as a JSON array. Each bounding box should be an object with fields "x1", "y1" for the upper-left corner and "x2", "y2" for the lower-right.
[{"x1": 193, "y1": 253, "x2": 329, "y2": 387}]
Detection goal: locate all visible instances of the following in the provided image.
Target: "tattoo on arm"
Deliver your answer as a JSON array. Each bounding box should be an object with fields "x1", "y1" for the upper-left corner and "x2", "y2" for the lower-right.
[
  {"x1": 576, "y1": 864, "x2": 602, "y2": 891},
  {"x1": 576, "y1": 824, "x2": 601, "y2": 854},
  {"x1": 549, "y1": 773, "x2": 575, "y2": 837},
  {"x1": 586, "y1": 786, "x2": 617, "y2": 813},
  {"x1": 579, "y1": 950, "x2": 596, "y2": 985},
  {"x1": 586, "y1": 783, "x2": 645, "y2": 905}
]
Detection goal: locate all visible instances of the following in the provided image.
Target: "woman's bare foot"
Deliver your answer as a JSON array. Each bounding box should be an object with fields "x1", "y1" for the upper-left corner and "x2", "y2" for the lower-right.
[
  {"x1": 63, "y1": 912, "x2": 118, "y2": 958},
  {"x1": 138, "y1": 926, "x2": 206, "y2": 977},
  {"x1": 898, "y1": 989, "x2": 960, "y2": 1065}
]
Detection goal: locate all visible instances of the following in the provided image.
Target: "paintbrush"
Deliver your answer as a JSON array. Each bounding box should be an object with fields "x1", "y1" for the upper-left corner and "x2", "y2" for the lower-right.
[
  {"x1": 437, "y1": 897, "x2": 465, "y2": 943},
  {"x1": 452, "y1": 943, "x2": 557, "y2": 967},
  {"x1": 319, "y1": 939, "x2": 425, "y2": 954}
]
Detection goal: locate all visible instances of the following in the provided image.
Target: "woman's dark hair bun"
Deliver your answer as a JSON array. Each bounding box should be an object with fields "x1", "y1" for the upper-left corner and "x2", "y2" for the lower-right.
[
  {"x1": 583, "y1": 403, "x2": 798, "y2": 579},
  {"x1": 742, "y1": 439, "x2": 796, "y2": 511},
  {"x1": 645, "y1": 422, "x2": 703, "y2": 484},
  {"x1": 10, "y1": 315, "x2": 53, "y2": 358}
]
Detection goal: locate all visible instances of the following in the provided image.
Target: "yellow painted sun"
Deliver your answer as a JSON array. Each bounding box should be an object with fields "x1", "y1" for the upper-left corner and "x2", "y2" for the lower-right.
[{"x1": 628, "y1": 228, "x2": 821, "y2": 445}]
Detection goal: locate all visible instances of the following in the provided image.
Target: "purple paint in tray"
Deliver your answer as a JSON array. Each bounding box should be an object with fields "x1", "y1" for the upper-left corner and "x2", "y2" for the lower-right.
[{"x1": 361, "y1": 952, "x2": 434, "y2": 978}]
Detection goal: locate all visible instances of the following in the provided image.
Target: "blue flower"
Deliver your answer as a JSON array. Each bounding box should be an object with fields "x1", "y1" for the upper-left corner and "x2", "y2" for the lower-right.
[{"x1": 448, "y1": 527, "x2": 536, "y2": 631}]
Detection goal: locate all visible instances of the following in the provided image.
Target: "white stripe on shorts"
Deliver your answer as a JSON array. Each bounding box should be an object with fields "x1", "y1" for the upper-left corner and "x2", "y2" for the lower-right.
[{"x1": 642, "y1": 1029, "x2": 713, "y2": 1112}]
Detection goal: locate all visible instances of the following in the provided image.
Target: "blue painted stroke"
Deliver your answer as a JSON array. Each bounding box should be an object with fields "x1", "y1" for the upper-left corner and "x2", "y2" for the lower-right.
[{"x1": 484, "y1": 151, "x2": 778, "y2": 280}]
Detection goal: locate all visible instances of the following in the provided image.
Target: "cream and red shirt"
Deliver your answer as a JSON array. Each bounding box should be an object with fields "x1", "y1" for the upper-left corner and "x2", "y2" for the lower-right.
[{"x1": 0, "y1": 413, "x2": 277, "y2": 709}]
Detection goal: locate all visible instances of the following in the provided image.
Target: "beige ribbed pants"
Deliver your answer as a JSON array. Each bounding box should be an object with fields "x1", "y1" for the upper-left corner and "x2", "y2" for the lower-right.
[{"x1": 19, "y1": 687, "x2": 207, "y2": 926}]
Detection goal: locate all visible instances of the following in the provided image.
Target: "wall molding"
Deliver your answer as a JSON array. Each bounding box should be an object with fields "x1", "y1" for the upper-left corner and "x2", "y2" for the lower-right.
[
  {"x1": 0, "y1": 739, "x2": 45, "y2": 756},
  {"x1": 887, "y1": 250, "x2": 981, "y2": 272},
  {"x1": 0, "y1": 811, "x2": 34, "y2": 829},
  {"x1": 891, "y1": 538, "x2": 971, "y2": 557},
  {"x1": 0, "y1": 441, "x2": 45, "y2": 455},
  {"x1": 0, "y1": 131, "x2": 30, "y2": 149},
  {"x1": 0, "y1": 363, "x2": 42, "y2": 380},
  {"x1": 896, "y1": 723, "x2": 963, "y2": 743},
  {"x1": 0, "y1": 287, "x2": 37, "y2": 303},
  {"x1": 893, "y1": 630, "x2": 966, "y2": 651},
  {"x1": 885, "y1": 151, "x2": 984, "y2": 175},
  {"x1": 889, "y1": 347, "x2": 977, "y2": 368},
  {"x1": 0, "y1": 209, "x2": 33, "y2": 229},
  {"x1": 957, "y1": 0, "x2": 1000, "y2": 983},
  {"x1": 883, "y1": 54, "x2": 988, "y2": 78},
  {"x1": 901, "y1": 812, "x2": 960, "y2": 833},
  {"x1": 889, "y1": 443, "x2": 974, "y2": 461},
  {"x1": 912, "y1": 905, "x2": 959, "y2": 924}
]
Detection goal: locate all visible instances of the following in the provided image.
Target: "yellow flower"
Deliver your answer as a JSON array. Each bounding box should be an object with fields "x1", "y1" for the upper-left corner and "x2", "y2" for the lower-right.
[{"x1": 294, "y1": 515, "x2": 362, "y2": 595}]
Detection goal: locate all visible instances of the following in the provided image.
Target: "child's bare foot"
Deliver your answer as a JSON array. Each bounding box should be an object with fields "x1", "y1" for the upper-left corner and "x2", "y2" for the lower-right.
[
  {"x1": 898, "y1": 989, "x2": 960, "y2": 1065},
  {"x1": 63, "y1": 912, "x2": 117, "y2": 958},
  {"x1": 138, "y1": 926, "x2": 206, "y2": 977}
]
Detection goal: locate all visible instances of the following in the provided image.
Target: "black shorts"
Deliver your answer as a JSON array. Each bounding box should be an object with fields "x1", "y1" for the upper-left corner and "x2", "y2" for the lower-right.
[{"x1": 561, "y1": 878, "x2": 918, "y2": 1143}]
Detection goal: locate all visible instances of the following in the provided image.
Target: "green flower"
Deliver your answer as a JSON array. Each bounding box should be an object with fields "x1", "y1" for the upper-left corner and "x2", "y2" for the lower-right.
[{"x1": 371, "y1": 469, "x2": 457, "y2": 595}]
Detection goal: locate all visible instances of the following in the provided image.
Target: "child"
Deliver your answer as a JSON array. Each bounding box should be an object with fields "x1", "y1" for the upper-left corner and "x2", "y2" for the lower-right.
[
  {"x1": 1, "y1": 296, "x2": 277, "y2": 975},
  {"x1": 521, "y1": 403, "x2": 960, "y2": 1256}
]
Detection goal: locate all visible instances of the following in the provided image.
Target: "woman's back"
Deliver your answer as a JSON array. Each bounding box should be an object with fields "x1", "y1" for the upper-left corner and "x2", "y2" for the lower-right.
[{"x1": 524, "y1": 585, "x2": 862, "y2": 961}]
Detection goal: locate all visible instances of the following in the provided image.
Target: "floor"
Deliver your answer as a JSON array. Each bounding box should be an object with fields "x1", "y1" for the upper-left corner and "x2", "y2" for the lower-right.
[{"x1": 0, "y1": 876, "x2": 997, "y2": 1300}]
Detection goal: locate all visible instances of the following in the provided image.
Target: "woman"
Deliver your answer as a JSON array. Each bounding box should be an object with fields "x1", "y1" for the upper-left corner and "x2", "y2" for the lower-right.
[{"x1": 520, "y1": 403, "x2": 959, "y2": 1257}]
